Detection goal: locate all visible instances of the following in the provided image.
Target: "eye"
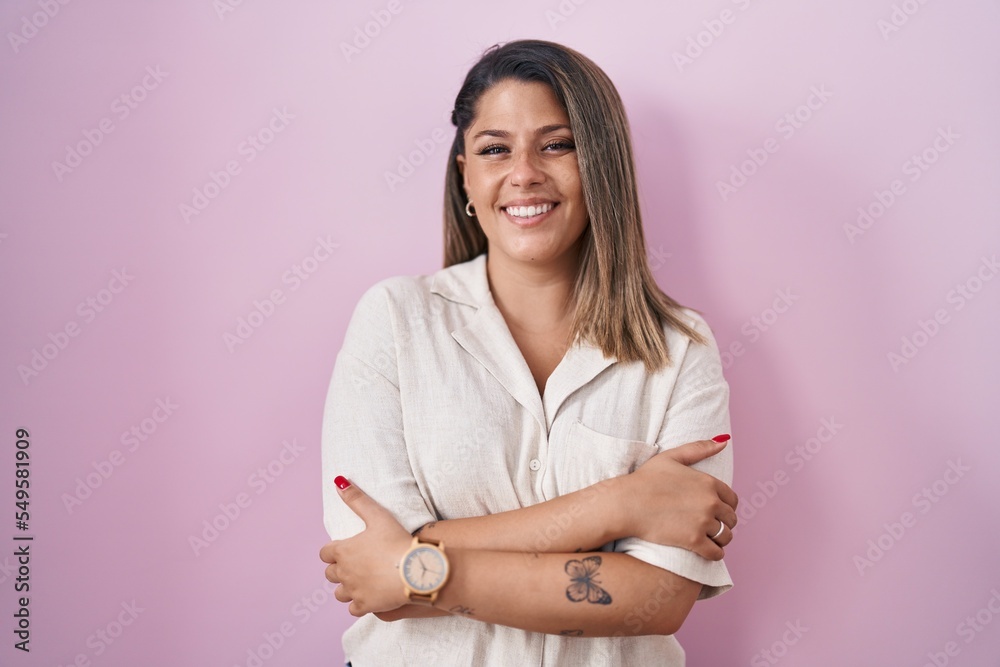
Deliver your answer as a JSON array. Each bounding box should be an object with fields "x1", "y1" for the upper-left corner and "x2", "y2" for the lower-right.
[
  {"x1": 476, "y1": 141, "x2": 575, "y2": 156},
  {"x1": 476, "y1": 143, "x2": 507, "y2": 155}
]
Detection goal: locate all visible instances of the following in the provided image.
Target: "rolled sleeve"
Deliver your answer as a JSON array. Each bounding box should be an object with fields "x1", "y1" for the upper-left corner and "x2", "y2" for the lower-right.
[
  {"x1": 321, "y1": 284, "x2": 438, "y2": 541},
  {"x1": 614, "y1": 314, "x2": 734, "y2": 600}
]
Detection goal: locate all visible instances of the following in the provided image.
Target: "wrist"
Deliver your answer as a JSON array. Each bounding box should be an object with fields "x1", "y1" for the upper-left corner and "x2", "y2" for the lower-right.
[
  {"x1": 606, "y1": 474, "x2": 636, "y2": 541},
  {"x1": 398, "y1": 534, "x2": 451, "y2": 607}
]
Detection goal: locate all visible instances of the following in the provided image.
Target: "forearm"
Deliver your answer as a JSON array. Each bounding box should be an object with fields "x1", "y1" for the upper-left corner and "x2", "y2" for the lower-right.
[
  {"x1": 430, "y1": 548, "x2": 700, "y2": 637},
  {"x1": 416, "y1": 476, "x2": 628, "y2": 554}
]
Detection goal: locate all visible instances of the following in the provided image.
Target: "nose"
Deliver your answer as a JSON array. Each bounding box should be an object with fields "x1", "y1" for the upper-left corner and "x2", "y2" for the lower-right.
[{"x1": 508, "y1": 147, "x2": 545, "y2": 187}]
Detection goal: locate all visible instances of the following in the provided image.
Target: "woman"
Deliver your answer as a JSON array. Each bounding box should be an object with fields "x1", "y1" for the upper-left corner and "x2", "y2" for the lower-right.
[{"x1": 320, "y1": 39, "x2": 737, "y2": 666}]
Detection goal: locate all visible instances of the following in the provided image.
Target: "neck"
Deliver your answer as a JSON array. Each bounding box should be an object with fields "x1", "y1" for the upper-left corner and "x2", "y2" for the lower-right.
[{"x1": 485, "y1": 247, "x2": 580, "y2": 336}]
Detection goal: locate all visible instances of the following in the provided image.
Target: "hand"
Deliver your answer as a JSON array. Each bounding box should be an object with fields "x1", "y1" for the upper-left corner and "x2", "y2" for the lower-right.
[
  {"x1": 619, "y1": 436, "x2": 738, "y2": 560},
  {"x1": 319, "y1": 477, "x2": 413, "y2": 616}
]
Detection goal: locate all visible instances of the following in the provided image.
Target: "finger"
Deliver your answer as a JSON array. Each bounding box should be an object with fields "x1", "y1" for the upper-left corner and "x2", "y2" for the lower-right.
[
  {"x1": 692, "y1": 535, "x2": 725, "y2": 561},
  {"x1": 710, "y1": 522, "x2": 733, "y2": 548},
  {"x1": 319, "y1": 541, "x2": 339, "y2": 564},
  {"x1": 661, "y1": 436, "x2": 728, "y2": 466},
  {"x1": 719, "y1": 507, "x2": 738, "y2": 530},
  {"x1": 705, "y1": 517, "x2": 733, "y2": 547},
  {"x1": 348, "y1": 600, "x2": 365, "y2": 617},
  {"x1": 715, "y1": 481, "x2": 739, "y2": 511},
  {"x1": 325, "y1": 563, "x2": 340, "y2": 584},
  {"x1": 333, "y1": 476, "x2": 390, "y2": 525},
  {"x1": 334, "y1": 584, "x2": 352, "y2": 603}
]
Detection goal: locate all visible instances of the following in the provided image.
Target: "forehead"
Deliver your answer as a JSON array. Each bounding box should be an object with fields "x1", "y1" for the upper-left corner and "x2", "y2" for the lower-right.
[{"x1": 469, "y1": 79, "x2": 570, "y2": 131}]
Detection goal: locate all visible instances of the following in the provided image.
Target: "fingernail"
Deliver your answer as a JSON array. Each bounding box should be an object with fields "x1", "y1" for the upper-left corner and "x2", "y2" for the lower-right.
[
  {"x1": 334, "y1": 475, "x2": 351, "y2": 489},
  {"x1": 712, "y1": 434, "x2": 731, "y2": 443}
]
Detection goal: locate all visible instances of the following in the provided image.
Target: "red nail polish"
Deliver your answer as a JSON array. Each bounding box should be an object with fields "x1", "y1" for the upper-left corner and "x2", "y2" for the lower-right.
[
  {"x1": 334, "y1": 475, "x2": 351, "y2": 489},
  {"x1": 712, "y1": 434, "x2": 731, "y2": 443}
]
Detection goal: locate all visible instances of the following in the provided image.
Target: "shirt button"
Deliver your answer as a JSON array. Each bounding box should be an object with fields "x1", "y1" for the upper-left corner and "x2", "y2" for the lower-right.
[{"x1": 529, "y1": 458, "x2": 542, "y2": 471}]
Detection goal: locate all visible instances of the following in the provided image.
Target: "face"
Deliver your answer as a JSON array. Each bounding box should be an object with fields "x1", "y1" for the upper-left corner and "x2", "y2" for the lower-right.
[{"x1": 456, "y1": 79, "x2": 589, "y2": 268}]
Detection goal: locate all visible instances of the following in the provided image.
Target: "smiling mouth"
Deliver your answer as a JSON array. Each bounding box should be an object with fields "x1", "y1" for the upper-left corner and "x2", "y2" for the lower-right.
[{"x1": 501, "y1": 202, "x2": 558, "y2": 224}]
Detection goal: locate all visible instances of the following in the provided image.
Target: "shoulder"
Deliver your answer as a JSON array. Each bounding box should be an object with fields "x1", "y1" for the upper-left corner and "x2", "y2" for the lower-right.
[
  {"x1": 661, "y1": 306, "x2": 721, "y2": 357},
  {"x1": 348, "y1": 254, "x2": 485, "y2": 323},
  {"x1": 343, "y1": 272, "x2": 431, "y2": 338},
  {"x1": 343, "y1": 257, "x2": 482, "y2": 342},
  {"x1": 669, "y1": 307, "x2": 716, "y2": 340},
  {"x1": 661, "y1": 306, "x2": 728, "y2": 390},
  {"x1": 349, "y1": 263, "x2": 460, "y2": 320}
]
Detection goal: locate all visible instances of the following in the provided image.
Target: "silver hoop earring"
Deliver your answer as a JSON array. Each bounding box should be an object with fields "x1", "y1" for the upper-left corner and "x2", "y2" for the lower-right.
[{"x1": 465, "y1": 200, "x2": 476, "y2": 217}]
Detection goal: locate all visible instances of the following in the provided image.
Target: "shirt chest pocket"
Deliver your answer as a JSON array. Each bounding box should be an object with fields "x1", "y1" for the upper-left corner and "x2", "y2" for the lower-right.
[{"x1": 547, "y1": 420, "x2": 660, "y2": 497}]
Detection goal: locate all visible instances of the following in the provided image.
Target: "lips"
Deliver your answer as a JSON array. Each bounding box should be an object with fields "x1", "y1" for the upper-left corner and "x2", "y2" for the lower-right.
[
  {"x1": 501, "y1": 202, "x2": 559, "y2": 226},
  {"x1": 503, "y1": 200, "x2": 557, "y2": 214}
]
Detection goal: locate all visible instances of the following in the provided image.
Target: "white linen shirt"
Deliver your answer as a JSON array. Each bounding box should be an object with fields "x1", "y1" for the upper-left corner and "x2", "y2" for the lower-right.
[{"x1": 321, "y1": 252, "x2": 733, "y2": 666}]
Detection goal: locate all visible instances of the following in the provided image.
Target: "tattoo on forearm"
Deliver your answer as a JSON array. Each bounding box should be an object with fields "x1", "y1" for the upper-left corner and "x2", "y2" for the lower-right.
[
  {"x1": 448, "y1": 605, "x2": 475, "y2": 616},
  {"x1": 413, "y1": 522, "x2": 437, "y2": 537},
  {"x1": 564, "y1": 556, "x2": 612, "y2": 605},
  {"x1": 559, "y1": 629, "x2": 584, "y2": 636}
]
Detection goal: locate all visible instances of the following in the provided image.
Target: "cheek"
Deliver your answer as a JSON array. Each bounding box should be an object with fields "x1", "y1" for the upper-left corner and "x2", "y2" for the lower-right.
[
  {"x1": 557, "y1": 164, "x2": 584, "y2": 199},
  {"x1": 467, "y1": 169, "x2": 502, "y2": 199}
]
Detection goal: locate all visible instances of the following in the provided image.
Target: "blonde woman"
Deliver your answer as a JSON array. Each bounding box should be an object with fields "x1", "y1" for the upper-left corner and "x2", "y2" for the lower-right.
[{"x1": 320, "y1": 39, "x2": 737, "y2": 666}]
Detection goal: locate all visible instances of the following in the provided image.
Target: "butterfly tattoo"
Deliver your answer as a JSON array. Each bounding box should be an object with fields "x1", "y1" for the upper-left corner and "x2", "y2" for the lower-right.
[{"x1": 564, "y1": 556, "x2": 612, "y2": 605}]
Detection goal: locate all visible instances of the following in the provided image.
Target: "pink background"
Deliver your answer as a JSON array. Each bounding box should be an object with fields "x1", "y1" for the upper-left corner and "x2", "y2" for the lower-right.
[{"x1": 2, "y1": 1, "x2": 999, "y2": 665}]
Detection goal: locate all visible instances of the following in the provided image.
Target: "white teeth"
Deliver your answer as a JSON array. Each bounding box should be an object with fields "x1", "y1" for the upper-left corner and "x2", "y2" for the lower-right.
[{"x1": 505, "y1": 203, "x2": 553, "y2": 218}]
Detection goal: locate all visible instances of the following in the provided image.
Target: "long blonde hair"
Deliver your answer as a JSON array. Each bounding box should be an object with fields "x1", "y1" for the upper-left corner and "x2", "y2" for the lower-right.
[{"x1": 443, "y1": 39, "x2": 707, "y2": 371}]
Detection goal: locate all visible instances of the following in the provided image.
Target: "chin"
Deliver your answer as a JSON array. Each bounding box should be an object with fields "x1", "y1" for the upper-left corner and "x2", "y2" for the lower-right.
[{"x1": 504, "y1": 245, "x2": 568, "y2": 265}]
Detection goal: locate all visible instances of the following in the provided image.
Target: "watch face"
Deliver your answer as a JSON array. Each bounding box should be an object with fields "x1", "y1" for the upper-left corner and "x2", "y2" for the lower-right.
[{"x1": 401, "y1": 546, "x2": 448, "y2": 593}]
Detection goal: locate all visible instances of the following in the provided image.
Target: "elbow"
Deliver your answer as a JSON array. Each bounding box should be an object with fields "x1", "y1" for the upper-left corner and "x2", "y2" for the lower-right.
[
  {"x1": 655, "y1": 607, "x2": 691, "y2": 636},
  {"x1": 613, "y1": 607, "x2": 689, "y2": 637},
  {"x1": 620, "y1": 579, "x2": 700, "y2": 637},
  {"x1": 629, "y1": 605, "x2": 688, "y2": 637}
]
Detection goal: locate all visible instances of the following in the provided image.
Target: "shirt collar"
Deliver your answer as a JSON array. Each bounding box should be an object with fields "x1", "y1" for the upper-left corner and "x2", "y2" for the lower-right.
[
  {"x1": 429, "y1": 253, "x2": 491, "y2": 308},
  {"x1": 429, "y1": 252, "x2": 617, "y2": 432}
]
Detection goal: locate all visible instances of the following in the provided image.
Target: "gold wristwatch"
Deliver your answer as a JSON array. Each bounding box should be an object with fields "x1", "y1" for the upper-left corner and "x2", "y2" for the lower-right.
[{"x1": 398, "y1": 534, "x2": 450, "y2": 605}]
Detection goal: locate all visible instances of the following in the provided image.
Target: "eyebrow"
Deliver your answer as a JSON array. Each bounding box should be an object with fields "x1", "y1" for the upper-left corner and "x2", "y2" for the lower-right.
[{"x1": 471, "y1": 123, "x2": 573, "y2": 141}]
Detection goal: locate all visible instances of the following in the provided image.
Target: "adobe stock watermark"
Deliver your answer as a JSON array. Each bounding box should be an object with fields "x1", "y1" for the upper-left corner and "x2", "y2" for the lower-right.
[
  {"x1": 223, "y1": 235, "x2": 339, "y2": 352},
  {"x1": 621, "y1": 574, "x2": 689, "y2": 635},
  {"x1": 339, "y1": 0, "x2": 404, "y2": 63},
  {"x1": 877, "y1": 0, "x2": 935, "y2": 41},
  {"x1": 234, "y1": 581, "x2": 339, "y2": 667},
  {"x1": 61, "y1": 397, "x2": 179, "y2": 514},
  {"x1": 716, "y1": 85, "x2": 833, "y2": 202},
  {"x1": 346, "y1": 279, "x2": 456, "y2": 389},
  {"x1": 213, "y1": 0, "x2": 251, "y2": 21},
  {"x1": 522, "y1": 477, "x2": 617, "y2": 564},
  {"x1": 750, "y1": 619, "x2": 809, "y2": 666},
  {"x1": 733, "y1": 417, "x2": 843, "y2": 531},
  {"x1": 660, "y1": 287, "x2": 799, "y2": 395},
  {"x1": 844, "y1": 126, "x2": 959, "y2": 244},
  {"x1": 179, "y1": 106, "x2": 295, "y2": 224},
  {"x1": 7, "y1": 0, "x2": 72, "y2": 54},
  {"x1": 672, "y1": 0, "x2": 763, "y2": 73},
  {"x1": 188, "y1": 438, "x2": 305, "y2": 556},
  {"x1": 921, "y1": 588, "x2": 1000, "y2": 667},
  {"x1": 17, "y1": 268, "x2": 134, "y2": 386},
  {"x1": 545, "y1": 0, "x2": 590, "y2": 31},
  {"x1": 385, "y1": 126, "x2": 450, "y2": 192},
  {"x1": 51, "y1": 66, "x2": 168, "y2": 182},
  {"x1": 647, "y1": 245, "x2": 672, "y2": 272},
  {"x1": 717, "y1": 288, "x2": 800, "y2": 371},
  {"x1": 886, "y1": 254, "x2": 997, "y2": 372},
  {"x1": 56, "y1": 600, "x2": 144, "y2": 667},
  {"x1": 0, "y1": 557, "x2": 16, "y2": 585},
  {"x1": 853, "y1": 458, "x2": 971, "y2": 576}
]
